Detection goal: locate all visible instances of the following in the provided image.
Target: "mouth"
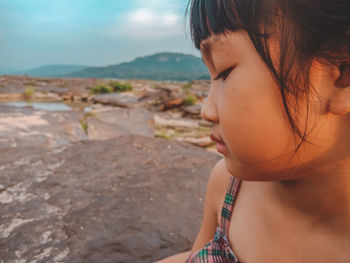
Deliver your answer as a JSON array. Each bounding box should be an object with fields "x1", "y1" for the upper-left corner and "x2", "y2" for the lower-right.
[
  {"x1": 210, "y1": 133, "x2": 224, "y2": 144},
  {"x1": 210, "y1": 133, "x2": 228, "y2": 155}
]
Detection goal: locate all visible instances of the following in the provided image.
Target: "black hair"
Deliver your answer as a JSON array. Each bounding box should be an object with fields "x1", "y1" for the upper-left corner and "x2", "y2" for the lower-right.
[{"x1": 186, "y1": 0, "x2": 350, "y2": 158}]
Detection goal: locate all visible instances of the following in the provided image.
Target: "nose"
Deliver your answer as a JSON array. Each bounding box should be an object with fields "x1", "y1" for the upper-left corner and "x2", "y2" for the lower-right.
[{"x1": 201, "y1": 87, "x2": 219, "y2": 124}]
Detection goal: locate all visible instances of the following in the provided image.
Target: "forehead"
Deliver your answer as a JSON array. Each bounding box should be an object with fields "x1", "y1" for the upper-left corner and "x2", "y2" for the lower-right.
[
  {"x1": 199, "y1": 33, "x2": 241, "y2": 64},
  {"x1": 200, "y1": 31, "x2": 258, "y2": 58}
]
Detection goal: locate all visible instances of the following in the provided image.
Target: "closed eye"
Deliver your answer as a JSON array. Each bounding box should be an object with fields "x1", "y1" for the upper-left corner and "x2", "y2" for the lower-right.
[{"x1": 214, "y1": 67, "x2": 234, "y2": 81}]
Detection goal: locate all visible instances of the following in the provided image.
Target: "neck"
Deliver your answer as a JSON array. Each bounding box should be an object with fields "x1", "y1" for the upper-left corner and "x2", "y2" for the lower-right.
[{"x1": 259, "y1": 157, "x2": 350, "y2": 234}]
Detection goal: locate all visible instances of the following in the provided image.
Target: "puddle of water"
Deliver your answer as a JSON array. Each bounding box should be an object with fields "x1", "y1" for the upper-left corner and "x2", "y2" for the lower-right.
[
  {"x1": 83, "y1": 106, "x2": 93, "y2": 113},
  {"x1": 1, "y1": 102, "x2": 72, "y2": 111}
]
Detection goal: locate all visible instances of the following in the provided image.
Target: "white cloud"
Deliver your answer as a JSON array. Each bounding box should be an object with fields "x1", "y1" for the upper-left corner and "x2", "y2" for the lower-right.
[
  {"x1": 129, "y1": 9, "x2": 156, "y2": 24},
  {"x1": 104, "y1": 1, "x2": 186, "y2": 39},
  {"x1": 128, "y1": 8, "x2": 180, "y2": 27},
  {"x1": 162, "y1": 13, "x2": 179, "y2": 26}
]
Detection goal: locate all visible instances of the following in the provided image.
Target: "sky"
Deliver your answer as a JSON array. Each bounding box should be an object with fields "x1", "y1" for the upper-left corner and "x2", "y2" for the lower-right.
[{"x1": 0, "y1": 0, "x2": 199, "y2": 70}]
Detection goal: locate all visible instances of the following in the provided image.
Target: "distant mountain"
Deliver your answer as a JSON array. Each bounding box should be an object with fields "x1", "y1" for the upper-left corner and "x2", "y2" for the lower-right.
[
  {"x1": 0, "y1": 66, "x2": 21, "y2": 75},
  {"x1": 63, "y1": 52, "x2": 210, "y2": 81},
  {"x1": 14, "y1": 65, "x2": 89, "y2": 77},
  {"x1": 4, "y1": 53, "x2": 210, "y2": 81}
]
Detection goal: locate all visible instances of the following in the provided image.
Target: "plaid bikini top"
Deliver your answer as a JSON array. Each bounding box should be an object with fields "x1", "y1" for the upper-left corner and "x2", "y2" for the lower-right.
[{"x1": 186, "y1": 176, "x2": 242, "y2": 263}]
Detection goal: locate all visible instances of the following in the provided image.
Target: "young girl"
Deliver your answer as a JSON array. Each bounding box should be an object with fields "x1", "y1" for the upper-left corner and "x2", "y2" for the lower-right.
[{"x1": 156, "y1": 0, "x2": 350, "y2": 262}]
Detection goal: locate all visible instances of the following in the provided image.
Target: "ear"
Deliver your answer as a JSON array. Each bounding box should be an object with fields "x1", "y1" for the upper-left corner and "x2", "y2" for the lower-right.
[{"x1": 328, "y1": 63, "x2": 350, "y2": 115}]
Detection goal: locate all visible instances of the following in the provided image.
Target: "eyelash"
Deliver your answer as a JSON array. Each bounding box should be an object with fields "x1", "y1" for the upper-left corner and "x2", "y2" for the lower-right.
[{"x1": 214, "y1": 67, "x2": 234, "y2": 81}]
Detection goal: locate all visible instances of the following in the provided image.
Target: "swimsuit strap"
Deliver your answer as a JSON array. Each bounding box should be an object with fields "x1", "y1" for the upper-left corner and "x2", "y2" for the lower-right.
[{"x1": 220, "y1": 176, "x2": 242, "y2": 235}]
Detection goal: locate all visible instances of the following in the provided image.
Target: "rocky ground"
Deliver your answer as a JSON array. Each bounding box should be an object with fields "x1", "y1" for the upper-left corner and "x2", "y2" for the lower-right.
[
  {"x1": 0, "y1": 75, "x2": 217, "y2": 152},
  {"x1": 0, "y1": 75, "x2": 222, "y2": 263},
  {"x1": 0, "y1": 136, "x2": 221, "y2": 263}
]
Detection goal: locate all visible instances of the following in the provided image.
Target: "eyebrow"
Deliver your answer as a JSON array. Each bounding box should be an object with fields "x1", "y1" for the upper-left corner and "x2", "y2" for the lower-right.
[
  {"x1": 200, "y1": 41, "x2": 216, "y2": 70},
  {"x1": 200, "y1": 36, "x2": 229, "y2": 71}
]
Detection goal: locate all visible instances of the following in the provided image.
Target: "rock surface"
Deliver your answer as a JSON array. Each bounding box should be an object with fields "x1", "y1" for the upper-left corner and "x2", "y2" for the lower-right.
[
  {"x1": 0, "y1": 76, "x2": 215, "y2": 147},
  {"x1": 0, "y1": 104, "x2": 155, "y2": 149},
  {"x1": 182, "y1": 104, "x2": 202, "y2": 119},
  {"x1": 86, "y1": 107, "x2": 155, "y2": 140},
  {"x1": 0, "y1": 104, "x2": 88, "y2": 149},
  {"x1": 0, "y1": 135, "x2": 221, "y2": 263},
  {"x1": 90, "y1": 93, "x2": 140, "y2": 108}
]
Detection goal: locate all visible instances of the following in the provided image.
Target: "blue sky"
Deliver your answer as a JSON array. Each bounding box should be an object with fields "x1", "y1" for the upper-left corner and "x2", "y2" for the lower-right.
[{"x1": 0, "y1": 0, "x2": 199, "y2": 70}]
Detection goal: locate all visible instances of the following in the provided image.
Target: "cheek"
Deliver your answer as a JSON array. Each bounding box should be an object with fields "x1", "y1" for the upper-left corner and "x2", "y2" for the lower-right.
[{"x1": 218, "y1": 67, "x2": 297, "y2": 180}]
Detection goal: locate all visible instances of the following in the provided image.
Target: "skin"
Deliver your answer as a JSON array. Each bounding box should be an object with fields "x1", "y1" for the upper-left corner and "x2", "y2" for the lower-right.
[{"x1": 156, "y1": 30, "x2": 350, "y2": 262}]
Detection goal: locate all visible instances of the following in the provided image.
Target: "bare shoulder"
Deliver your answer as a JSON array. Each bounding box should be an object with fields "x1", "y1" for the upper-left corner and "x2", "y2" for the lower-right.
[
  {"x1": 208, "y1": 159, "x2": 234, "y2": 225},
  {"x1": 190, "y1": 158, "x2": 233, "y2": 251}
]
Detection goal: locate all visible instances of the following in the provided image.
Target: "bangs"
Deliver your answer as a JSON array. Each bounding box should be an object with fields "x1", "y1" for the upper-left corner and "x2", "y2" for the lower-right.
[{"x1": 187, "y1": 0, "x2": 244, "y2": 49}]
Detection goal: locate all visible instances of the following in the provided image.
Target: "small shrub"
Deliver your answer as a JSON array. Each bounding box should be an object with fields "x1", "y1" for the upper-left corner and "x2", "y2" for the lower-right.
[
  {"x1": 80, "y1": 112, "x2": 95, "y2": 134},
  {"x1": 24, "y1": 88, "x2": 34, "y2": 99},
  {"x1": 173, "y1": 130, "x2": 184, "y2": 138},
  {"x1": 90, "y1": 84, "x2": 113, "y2": 95},
  {"x1": 80, "y1": 119, "x2": 88, "y2": 133},
  {"x1": 156, "y1": 133, "x2": 171, "y2": 140},
  {"x1": 184, "y1": 94, "x2": 198, "y2": 106},
  {"x1": 109, "y1": 81, "x2": 133, "y2": 92}
]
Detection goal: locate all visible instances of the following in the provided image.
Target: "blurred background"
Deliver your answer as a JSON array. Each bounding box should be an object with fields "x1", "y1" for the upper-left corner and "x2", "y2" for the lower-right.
[
  {"x1": 0, "y1": 1, "x2": 220, "y2": 262},
  {"x1": 0, "y1": 0, "x2": 200, "y2": 73}
]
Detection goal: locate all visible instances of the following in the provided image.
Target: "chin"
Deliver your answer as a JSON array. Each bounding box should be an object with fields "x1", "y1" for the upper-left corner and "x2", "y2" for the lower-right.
[{"x1": 223, "y1": 157, "x2": 291, "y2": 182}]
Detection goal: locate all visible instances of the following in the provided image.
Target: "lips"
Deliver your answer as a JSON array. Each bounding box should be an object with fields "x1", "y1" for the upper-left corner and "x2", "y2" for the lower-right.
[
  {"x1": 210, "y1": 133, "x2": 228, "y2": 155},
  {"x1": 210, "y1": 133, "x2": 224, "y2": 144}
]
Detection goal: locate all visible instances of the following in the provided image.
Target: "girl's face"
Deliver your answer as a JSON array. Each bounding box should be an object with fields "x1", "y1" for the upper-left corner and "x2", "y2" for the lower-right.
[{"x1": 201, "y1": 30, "x2": 341, "y2": 181}]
